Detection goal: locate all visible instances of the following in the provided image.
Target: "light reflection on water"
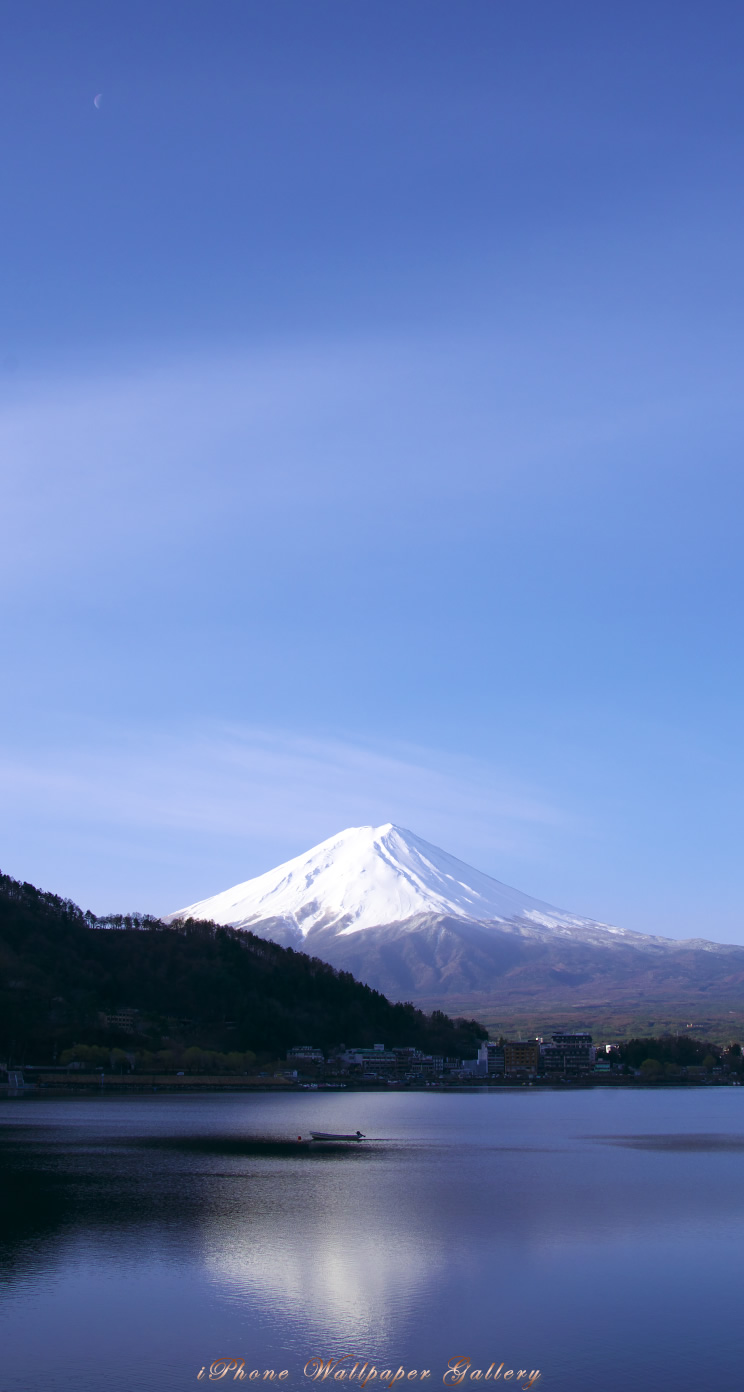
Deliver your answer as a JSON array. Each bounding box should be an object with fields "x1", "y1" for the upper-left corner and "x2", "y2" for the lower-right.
[{"x1": 1, "y1": 1089, "x2": 744, "y2": 1392}]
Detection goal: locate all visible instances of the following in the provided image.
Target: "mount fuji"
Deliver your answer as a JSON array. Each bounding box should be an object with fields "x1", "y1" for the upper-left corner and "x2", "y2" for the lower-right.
[
  {"x1": 168, "y1": 824, "x2": 744, "y2": 1021},
  {"x1": 169, "y1": 823, "x2": 605, "y2": 938}
]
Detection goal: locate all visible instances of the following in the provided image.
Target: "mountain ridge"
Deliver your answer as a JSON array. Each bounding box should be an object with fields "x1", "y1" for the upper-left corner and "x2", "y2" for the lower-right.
[
  {"x1": 168, "y1": 824, "x2": 744, "y2": 1013},
  {"x1": 168, "y1": 822, "x2": 611, "y2": 938}
]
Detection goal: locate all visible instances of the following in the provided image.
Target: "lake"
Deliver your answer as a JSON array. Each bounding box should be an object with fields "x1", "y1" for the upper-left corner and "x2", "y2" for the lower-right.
[{"x1": 1, "y1": 1088, "x2": 743, "y2": 1392}]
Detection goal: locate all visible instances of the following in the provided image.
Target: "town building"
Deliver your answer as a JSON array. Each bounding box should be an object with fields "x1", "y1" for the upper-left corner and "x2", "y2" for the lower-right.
[
  {"x1": 98, "y1": 1009, "x2": 139, "y2": 1032},
  {"x1": 540, "y1": 1033, "x2": 595, "y2": 1077},
  {"x1": 477, "y1": 1042, "x2": 506, "y2": 1075},
  {"x1": 504, "y1": 1040, "x2": 541, "y2": 1074},
  {"x1": 341, "y1": 1046, "x2": 397, "y2": 1075},
  {"x1": 411, "y1": 1055, "x2": 444, "y2": 1075}
]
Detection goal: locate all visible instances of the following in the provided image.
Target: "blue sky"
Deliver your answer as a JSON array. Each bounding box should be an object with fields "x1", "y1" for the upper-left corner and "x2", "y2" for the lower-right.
[{"x1": 1, "y1": 1, "x2": 744, "y2": 940}]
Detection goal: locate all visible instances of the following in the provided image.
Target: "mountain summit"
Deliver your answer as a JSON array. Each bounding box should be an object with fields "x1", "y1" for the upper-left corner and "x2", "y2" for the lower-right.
[
  {"x1": 168, "y1": 822, "x2": 598, "y2": 938},
  {"x1": 169, "y1": 825, "x2": 744, "y2": 1021}
]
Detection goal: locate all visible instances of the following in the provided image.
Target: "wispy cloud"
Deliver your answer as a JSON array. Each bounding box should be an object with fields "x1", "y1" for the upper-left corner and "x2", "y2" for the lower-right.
[
  {"x1": 0, "y1": 720, "x2": 574, "y2": 912},
  {"x1": 2, "y1": 322, "x2": 734, "y2": 594}
]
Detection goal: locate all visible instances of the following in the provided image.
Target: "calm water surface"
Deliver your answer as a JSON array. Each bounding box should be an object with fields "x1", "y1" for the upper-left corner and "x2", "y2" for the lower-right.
[{"x1": 1, "y1": 1088, "x2": 743, "y2": 1392}]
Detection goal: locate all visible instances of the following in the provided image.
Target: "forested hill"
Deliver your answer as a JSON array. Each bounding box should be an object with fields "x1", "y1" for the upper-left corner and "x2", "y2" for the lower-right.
[{"x1": 0, "y1": 872, "x2": 487, "y2": 1064}]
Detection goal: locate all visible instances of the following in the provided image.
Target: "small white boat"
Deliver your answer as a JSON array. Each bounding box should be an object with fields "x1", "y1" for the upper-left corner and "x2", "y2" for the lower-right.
[{"x1": 309, "y1": 1130, "x2": 366, "y2": 1141}]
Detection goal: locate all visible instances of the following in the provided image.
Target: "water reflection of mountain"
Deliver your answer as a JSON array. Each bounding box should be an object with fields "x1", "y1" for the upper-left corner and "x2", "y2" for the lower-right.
[
  {"x1": 0, "y1": 1117, "x2": 227, "y2": 1290},
  {"x1": 4, "y1": 1095, "x2": 744, "y2": 1392},
  {"x1": 6, "y1": 1100, "x2": 744, "y2": 1325},
  {"x1": 0, "y1": 1134, "x2": 73, "y2": 1289}
]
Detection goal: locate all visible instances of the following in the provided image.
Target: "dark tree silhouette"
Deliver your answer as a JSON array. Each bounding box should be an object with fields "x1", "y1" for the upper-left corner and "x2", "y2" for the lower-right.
[{"x1": 0, "y1": 871, "x2": 487, "y2": 1064}]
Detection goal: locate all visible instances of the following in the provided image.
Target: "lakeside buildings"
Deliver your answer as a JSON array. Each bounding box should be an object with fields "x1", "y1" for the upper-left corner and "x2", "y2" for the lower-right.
[{"x1": 283, "y1": 1033, "x2": 601, "y2": 1082}]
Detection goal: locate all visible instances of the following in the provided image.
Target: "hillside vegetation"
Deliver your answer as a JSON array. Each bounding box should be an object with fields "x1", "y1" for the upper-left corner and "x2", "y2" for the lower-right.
[{"x1": 0, "y1": 872, "x2": 487, "y2": 1065}]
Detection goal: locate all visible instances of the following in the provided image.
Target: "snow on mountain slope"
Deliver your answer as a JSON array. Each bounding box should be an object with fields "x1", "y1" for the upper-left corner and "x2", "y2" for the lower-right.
[{"x1": 167, "y1": 823, "x2": 605, "y2": 937}]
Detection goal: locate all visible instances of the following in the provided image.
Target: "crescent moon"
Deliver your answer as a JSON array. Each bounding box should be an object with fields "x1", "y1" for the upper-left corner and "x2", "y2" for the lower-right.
[{"x1": 93, "y1": 93, "x2": 102, "y2": 109}]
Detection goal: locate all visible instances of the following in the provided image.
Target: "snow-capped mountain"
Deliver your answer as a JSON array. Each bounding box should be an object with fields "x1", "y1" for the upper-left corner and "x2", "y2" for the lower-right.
[
  {"x1": 168, "y1": 823, "x2": 744, "y2": 1012},
  {"x1": 168, "y1": 822, "x2": 604, "y2": 937}
]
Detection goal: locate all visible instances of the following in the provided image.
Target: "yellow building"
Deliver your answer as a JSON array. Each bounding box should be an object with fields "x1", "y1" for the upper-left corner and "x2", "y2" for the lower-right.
[{"x1": 503, "y1": 1040, "x2": 540, "y2": 1073}]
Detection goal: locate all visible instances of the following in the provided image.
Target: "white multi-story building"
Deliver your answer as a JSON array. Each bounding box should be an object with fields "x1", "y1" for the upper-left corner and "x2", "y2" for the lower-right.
[{"x1": 477, "y1": 1043, "x2": 506, "y2": 1076}]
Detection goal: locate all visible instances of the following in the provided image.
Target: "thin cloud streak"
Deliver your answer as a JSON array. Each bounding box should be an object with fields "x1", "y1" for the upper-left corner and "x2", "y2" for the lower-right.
[
  {"x1": 0, "y1": 722, "x2": 575, "y2": 912},
  {"x1": 2, "y1": 323, "x2": 738, "y2": 590}
]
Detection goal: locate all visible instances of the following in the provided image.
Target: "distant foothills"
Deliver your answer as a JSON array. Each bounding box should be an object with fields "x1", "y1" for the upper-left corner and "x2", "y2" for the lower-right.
[{"x1": 1, "y1": 870, "x2": 742, "y2": 1086}]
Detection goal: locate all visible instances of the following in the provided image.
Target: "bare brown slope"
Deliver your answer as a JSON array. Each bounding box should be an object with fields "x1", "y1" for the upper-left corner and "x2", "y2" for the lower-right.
[{"x1": 259, "y1": 912, "x2": 744, "y2": 1014}]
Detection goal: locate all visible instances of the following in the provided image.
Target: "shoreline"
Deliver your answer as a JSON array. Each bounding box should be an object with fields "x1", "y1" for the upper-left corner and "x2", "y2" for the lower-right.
[{"x1": 3, "y1": 1075, "x2": 741, "y2": 1096}]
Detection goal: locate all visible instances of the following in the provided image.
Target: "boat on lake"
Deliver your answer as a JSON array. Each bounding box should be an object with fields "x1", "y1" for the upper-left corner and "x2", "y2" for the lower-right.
[{"x1": 309, "y1": 1130, "x2": 366, "y2": 1141}]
